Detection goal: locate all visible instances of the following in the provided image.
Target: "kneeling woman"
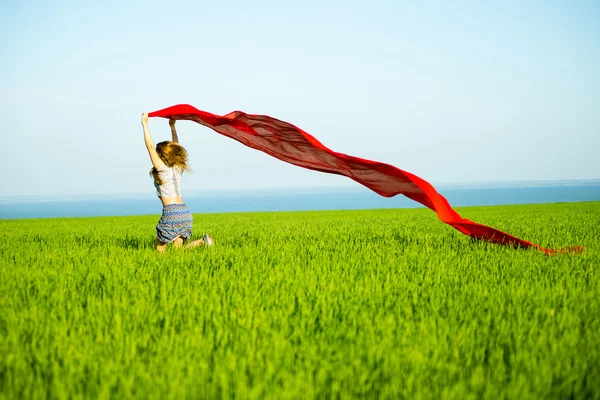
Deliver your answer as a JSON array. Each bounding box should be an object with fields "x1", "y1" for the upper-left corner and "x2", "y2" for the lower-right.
[{"x1": 141, "y1": 112, "x2": 213, "y2": 252}]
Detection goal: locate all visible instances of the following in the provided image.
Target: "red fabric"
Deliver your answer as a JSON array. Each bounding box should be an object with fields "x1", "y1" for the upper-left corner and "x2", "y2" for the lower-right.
[{"x1": 149, "y1": 104, "x2": 582, "y2": 255}]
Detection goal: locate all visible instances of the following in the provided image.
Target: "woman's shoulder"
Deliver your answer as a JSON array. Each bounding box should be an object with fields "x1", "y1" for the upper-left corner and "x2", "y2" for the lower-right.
[{"x1": 155, "y1": 161, "x2": 168, "y2": 172}]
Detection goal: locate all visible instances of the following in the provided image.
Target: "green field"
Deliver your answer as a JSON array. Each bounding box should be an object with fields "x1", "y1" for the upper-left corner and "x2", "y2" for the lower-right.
[{"x1": 1, "y1": 202, "x2": 599, "y2": 399}]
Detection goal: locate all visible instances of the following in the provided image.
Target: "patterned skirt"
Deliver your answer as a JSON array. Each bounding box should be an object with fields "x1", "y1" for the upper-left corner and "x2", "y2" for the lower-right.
[{"x1": 156, "y1": 203, "x2": 193, "y2": 244}]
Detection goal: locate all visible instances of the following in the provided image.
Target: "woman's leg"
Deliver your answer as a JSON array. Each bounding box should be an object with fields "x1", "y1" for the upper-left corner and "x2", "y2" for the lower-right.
[
  {"x1": 185, "y1": 234, "x2": 213, "y2": 248},
  {"x1": 172, "y1": 237, "x2": 184, "y2": 248},
  {"x1": 156, "y1": 235, "x2": 212, "y2": 253},
  {"x1": 155, "y1": 238, "x2": 168, "y2": 253},
  {"x1": 158, "y1": 236, "x2": 203, "y2": 251},
  {"x1": 184, "y1": 238, "x2": 205, "y2": 248},
  {"x1": 173, "y1": 236, "x2": 204, "y2": 249}
]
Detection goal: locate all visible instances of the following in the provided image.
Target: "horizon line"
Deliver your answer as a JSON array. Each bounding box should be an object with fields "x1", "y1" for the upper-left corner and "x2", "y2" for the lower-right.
[{"x1": 1, "y1": 178, "x2": 599, "y2": 203}]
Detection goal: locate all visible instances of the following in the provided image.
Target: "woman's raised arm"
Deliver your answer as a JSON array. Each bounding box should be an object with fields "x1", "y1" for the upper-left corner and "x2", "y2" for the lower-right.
[
  {"x1": 169, "y1": 119, "x2": 179, "y2": 144},
  {"x1": 142, "y1": 113, "x2": 165, "y2": 170}
]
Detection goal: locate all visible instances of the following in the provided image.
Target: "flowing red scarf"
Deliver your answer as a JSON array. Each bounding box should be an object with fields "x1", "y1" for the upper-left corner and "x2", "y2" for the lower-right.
[{"x1": 149, "y1": 104, "x2": 582, "y2": 255}]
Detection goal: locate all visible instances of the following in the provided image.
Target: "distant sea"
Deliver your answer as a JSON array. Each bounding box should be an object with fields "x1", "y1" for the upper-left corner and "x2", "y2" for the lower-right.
[{"x1": 1, "y1": 180, "x2": 599, "y2": 220}]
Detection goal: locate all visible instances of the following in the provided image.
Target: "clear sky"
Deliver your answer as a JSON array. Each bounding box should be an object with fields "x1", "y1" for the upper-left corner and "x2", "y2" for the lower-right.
[{"x1": 1, "y1": 0, "x2": 599, "y2": 198}]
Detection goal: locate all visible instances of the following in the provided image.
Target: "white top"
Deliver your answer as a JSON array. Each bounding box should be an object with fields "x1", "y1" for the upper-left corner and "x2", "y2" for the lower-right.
[{"x1": 154, "y1": 163, "x2": 183, "y2": 197}]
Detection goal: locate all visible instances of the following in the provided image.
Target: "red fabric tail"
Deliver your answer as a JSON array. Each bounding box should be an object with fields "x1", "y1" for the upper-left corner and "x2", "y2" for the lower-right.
[{"x1": 149, "y1": 104, "x2": 583, "y2": 254}]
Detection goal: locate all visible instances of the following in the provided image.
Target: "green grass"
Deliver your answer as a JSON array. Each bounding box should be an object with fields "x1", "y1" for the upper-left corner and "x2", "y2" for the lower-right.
[{"x1": 1, "y1": 202, "x2": 599, "y2": 399}]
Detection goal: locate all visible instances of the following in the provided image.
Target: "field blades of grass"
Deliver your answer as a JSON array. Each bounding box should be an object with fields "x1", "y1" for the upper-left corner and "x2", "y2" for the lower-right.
[{"x1": 1, "y1": 202, "x2": 599, "y2": 399}]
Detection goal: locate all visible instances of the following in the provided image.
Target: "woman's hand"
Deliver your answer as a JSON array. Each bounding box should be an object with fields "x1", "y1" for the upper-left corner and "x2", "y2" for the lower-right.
[
  {"x1": 169, "y1": 119, "x2": 176, "y2": 129},
  {"x1": 141, "y1": 112, "x2": 149, "y2": 126}
]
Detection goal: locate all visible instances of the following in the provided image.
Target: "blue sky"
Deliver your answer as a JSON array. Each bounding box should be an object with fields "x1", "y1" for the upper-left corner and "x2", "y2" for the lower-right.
[{"x1": 1, "y1": 0, "x2": 599, "y2": 197}]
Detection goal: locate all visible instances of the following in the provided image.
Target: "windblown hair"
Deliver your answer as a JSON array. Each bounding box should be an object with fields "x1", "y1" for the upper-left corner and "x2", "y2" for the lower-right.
[{"x1": 150, "y1": 141, "x2": 190, "y2": 185}]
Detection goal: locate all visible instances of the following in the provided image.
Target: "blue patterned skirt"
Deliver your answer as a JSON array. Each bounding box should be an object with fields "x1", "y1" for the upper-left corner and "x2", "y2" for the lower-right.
[{"x1": 156, "y1": 204, "x2": 193, "y2": 244}]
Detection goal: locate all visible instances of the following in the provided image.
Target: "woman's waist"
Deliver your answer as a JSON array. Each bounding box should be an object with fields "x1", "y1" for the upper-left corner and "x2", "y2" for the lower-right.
[{"x1": 159, "y1": 196, "x2": 185, "y2": 207}]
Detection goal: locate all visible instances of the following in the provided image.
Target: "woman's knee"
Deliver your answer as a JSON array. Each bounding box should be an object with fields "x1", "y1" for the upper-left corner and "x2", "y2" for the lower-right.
[{"x1": 155, "y1": 238, "x2": 167, "y2": 253}]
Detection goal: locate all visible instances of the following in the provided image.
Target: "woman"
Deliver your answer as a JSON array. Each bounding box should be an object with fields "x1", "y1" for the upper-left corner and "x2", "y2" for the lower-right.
[{"x1": 141, "y1": 112, "x2": 213, "y2": 252}]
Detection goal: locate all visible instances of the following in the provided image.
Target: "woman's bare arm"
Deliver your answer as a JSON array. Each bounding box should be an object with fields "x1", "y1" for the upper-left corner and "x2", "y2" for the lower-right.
[
  {"x1": 169, "y1": 119, "x2": 179, "y2": 144},
  {"x1": 142, "y1": 113, "x2": 165, "y2": 169}
]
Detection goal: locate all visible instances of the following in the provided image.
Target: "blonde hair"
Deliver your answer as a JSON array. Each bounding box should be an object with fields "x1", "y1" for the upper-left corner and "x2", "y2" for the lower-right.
[{"x1": 150, "y1": 141, "x2": 190, "y2": 185}]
